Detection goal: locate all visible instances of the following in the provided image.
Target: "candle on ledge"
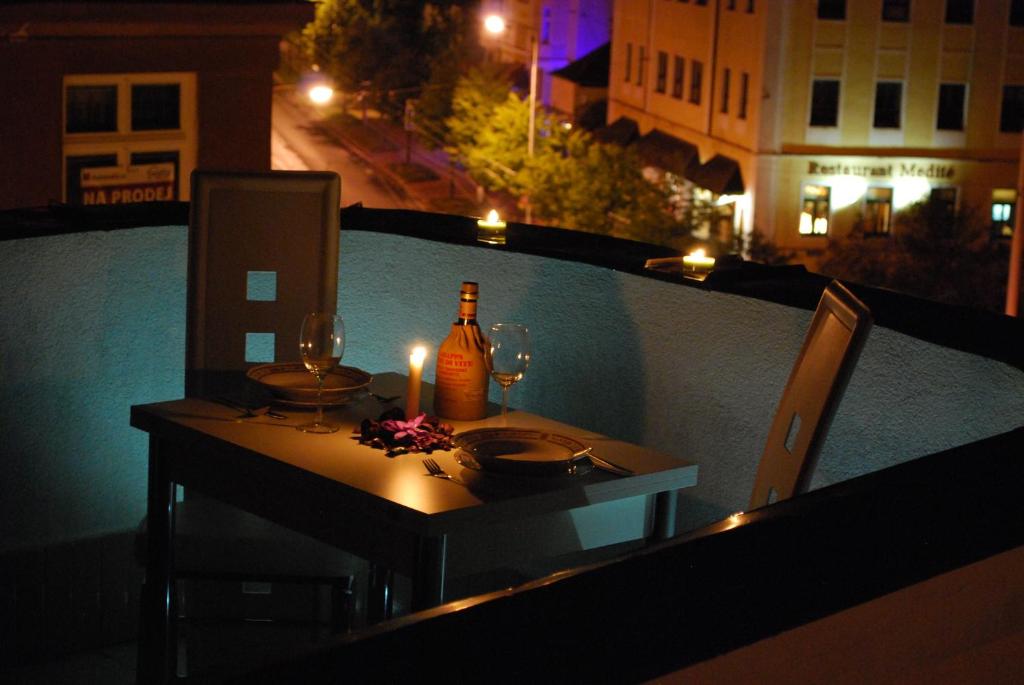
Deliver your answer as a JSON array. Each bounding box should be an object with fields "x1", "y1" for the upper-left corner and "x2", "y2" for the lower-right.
[
  {"x1": 476, "y1": 209, "x2": 507, "y2": 245},
  {"x1": 406, "y1": 345, "x2": 427, "y2": 419},
  {"x1": 682, "y1": 248, "x2": 716, "y2": 273}
]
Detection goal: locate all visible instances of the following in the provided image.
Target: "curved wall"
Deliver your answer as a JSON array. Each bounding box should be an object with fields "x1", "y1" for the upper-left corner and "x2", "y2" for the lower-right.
[{"x1": 2, "y1": 226, "x2": 1023, "y2": 550}]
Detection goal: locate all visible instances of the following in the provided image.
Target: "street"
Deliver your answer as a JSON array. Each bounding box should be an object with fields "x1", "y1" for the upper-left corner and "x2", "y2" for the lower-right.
[{"x1": 271, "y1": 87, "x2": 410, "y2": 209}]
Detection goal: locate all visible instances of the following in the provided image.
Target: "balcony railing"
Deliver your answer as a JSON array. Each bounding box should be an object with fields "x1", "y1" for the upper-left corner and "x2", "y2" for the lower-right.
[{"x1": 2, "y1": 202, "x2": 1024, "y2": 674}]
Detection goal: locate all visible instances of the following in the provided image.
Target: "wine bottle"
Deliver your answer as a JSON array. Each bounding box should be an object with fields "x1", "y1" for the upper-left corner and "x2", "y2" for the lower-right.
[{"x1": 433, "y1": 281, "x2": 489, "y2": 420}]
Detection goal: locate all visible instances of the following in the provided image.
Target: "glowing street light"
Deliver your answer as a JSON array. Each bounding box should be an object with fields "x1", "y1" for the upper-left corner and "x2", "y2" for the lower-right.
[
  {"x1": 484, "y1": 13, "x2": 538, "y2": 224},
  {"x1": 308, "y1": 84, "x2": 334, "y2": 105}
]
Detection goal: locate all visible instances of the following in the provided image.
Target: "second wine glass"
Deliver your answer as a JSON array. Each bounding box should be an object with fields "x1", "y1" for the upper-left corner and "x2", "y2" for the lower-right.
[
  {"x1": 297, "y1": 312, "x2": 346, "y2": 433},
  {"x1": 485, "y1": 323, "x2": 531, "y2": 417}
]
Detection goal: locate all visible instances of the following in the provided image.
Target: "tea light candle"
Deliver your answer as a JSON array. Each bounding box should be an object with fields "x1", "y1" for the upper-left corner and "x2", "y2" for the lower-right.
[
  {"x1": 477, "y1": 209, "x2": 507, "y2": 245},
  {"x1": 477, "y1": 209, "x2": 506, "y2": 230},
  {"x1": 682, "y1": 248, "x2": 716, "y2": 272},
  {"x1": 406, "y1": 345, "x2": 427, "y2": 419}
]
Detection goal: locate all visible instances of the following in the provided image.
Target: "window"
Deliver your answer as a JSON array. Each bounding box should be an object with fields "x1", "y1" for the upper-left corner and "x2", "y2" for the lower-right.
[
  {"x1": 738, "y1": 72, "x2": 749, "y2": 119},
  {"x1": 810, "y1": 79, "x2": 840, "y2": 126},
  {"x1": 945, "y1": 0, "x2": 973, "y2": 24},
  {"x1": 818, "y1": 0, "x2": 846, "y2": 20},
  {"x1": 931, "y1": 187, "x2": 958, "y2": 215},
  {"x1": 66, "y1": 85, "x2": 117, "y2": 133},
  {"x1": 936, "y1": 83, "x2": 966, "y2": 130},
  {"x1": 63, "y1": 72, "x2": 194, "y2": 205},
  {"x1": 992, "y1": 189, "x2": 1017, "y2": 238},
  {"x1": 873, "y1": 81, "x2": 902, "y2": 128},
  {"x1": 625, "y1": 43, "x2": 632, "y2": 83},
  {"x1": 541, "y1": 7, "x2": 552, "y2": 44},
  {"x1": 696, "y1": 0, "x2": 708, "y2": 5},
  {"x1": 1000, "y1": 85, "x2": 1024, "y2": 132},
  {"x1": 883, "y1": 0, "x2": 910, "y2": 20},
  {"x1": 728, "y1": 0, "x2": 736, "y2": 8},
  {"x1": 672, "y1": 56, "x2": 685, "y2": 99},
  {"x1": 638, "y1": 46, "x2": 646, "y2": 86},
  {"x1": 720, "y1": 68, "x2": 731, "y2": 113},
  {"x1": 800, "y1": 184, "x2": 831, "y2": 235},
  {"x1": 690, "y1": 61, "x2": 703, "y2": 104},
  {"x1": 864, "y1": 187, "x2": 893, "y2": 235},
  {"x1": 656, "y1": 51, "x2": 668, "y2": 94},
  {"x1": 1013, "y1": 0, "x2": 1024, "y2": 26},
  {"x1": 131, "y1": 84, "x2": 180, "y2": 131},
  {"x1": 748, "y1": 0, "x2": 755, "y2": 11}
]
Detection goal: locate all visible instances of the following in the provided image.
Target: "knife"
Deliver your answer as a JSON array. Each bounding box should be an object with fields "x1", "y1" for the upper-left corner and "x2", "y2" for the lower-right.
[{"x1": 571, "y1": 447, "x2": 635, "y2": 477}]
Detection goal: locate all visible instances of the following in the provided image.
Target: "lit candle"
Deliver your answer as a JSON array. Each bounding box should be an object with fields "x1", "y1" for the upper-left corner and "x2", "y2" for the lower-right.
[
  {"x1": 682, "y1": 248, "x2": 716, "y2": 272},
  {"x1": 476, "y1": 209, "x2": 507, "y2": 245},
  {"x1": 406, "y1": 345, "x2": 427, "y2": 419}
]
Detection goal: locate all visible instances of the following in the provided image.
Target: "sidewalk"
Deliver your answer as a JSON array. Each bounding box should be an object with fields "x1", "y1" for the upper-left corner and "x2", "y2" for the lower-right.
[{"x1": 278, "y1": 85, "x2": 518, "y2": 220}]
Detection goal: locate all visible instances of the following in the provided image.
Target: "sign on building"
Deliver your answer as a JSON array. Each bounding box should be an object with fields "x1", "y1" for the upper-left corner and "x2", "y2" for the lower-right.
[{"x1": 80, "y1": 163, "x2": 176, "y2": 205}]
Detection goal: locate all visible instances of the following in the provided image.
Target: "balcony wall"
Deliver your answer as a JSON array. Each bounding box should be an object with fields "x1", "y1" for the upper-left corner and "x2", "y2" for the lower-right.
[{"x1": 3, "y1": 206, "x2": 1024, "y2": 555}]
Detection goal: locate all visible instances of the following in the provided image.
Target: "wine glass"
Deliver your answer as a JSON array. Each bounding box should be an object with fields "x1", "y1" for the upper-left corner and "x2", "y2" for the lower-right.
[
  {"x1": 297, "y1": 312, "x2": 346, "y2": 433},
  {"x1": 485, "y1": 323, "x2": 531, "y2": 417}
]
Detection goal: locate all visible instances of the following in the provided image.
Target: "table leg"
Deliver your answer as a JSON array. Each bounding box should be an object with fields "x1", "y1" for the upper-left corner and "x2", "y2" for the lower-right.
[
  {"x1": 366, "y1": 563, "x2": 395, "y2": 624},
  {"x1": 411, "y1": 534, "x2": 448, "y2": 612},
  {"x1": 651, "y1": 490, "x2": 679, "y2": 540},
  {"x1": 137, "y1": 438, "x2": 176, "y2": 685}
]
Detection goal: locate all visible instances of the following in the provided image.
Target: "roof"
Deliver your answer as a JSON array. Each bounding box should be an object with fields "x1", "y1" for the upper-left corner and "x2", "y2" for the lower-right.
[
  {"x1": 551, "y1": 43, "x2": 610, "y2": 88},
  {"x1": 688, "y1": 154, "x2": 745, "y2": 195},
  {"x1": 634, "y1": 129, "x2": 700, "y2": 176},
  {"x1": 593, "y1": 116, "x2": 639, "y2": 145}
]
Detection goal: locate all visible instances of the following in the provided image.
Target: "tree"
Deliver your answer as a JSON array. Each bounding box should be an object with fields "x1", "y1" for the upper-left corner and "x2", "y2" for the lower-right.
[
  {"x1": 303, "y1": 1, "x2": 477, "y2": 116},
  {"x1": 821, "y1": 197, "x2": 1008, "y2": 311}
]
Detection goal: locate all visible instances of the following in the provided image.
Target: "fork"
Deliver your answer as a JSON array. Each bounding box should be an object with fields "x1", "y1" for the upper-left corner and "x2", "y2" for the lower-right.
[{"x1": 422, "y1": 458, "x2": 464, "y2": 485}]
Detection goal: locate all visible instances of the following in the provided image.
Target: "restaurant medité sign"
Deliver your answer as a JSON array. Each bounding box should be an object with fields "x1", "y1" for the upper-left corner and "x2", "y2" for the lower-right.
[{"x1": 80, "y1": 163, "x2": 175, "y2": 205}]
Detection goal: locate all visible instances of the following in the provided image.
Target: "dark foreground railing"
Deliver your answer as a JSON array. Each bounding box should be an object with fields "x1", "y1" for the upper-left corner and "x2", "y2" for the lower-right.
[{"x1": 233, "y1": 426, "x2": 1024, "y2": 683}]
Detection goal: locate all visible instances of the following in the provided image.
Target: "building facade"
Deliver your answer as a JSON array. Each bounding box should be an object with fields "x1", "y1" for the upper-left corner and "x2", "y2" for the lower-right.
[
  {"x1": 0, "y1": 1, "x2": 312, "y2": 211},
  {"x1": 484, "y1": 0, "x2": 612, "y2": 104},
  {"x1": 607, "y1": 0, "x2": 1023, "y2": 261}
]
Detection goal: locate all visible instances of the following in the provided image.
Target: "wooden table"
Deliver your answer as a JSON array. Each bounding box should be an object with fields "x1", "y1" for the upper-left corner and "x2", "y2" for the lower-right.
[{"x1": 131, "y1": 372, "x2": 697, "y2": 682}]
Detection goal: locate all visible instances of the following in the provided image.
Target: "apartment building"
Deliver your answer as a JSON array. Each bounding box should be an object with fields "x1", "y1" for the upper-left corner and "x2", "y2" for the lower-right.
[
  {"x1": 484, "y1": 0, "x2": 611, "y2": 103},
  {"x1": 607, "y1": 0, "x2": 1023, "y2": 260}
]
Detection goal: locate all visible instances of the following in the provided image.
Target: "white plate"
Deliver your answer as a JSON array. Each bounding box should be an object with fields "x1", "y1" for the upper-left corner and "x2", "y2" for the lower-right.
[
  {"x1": 246, "y1": 363, "x2": 372, "y2": 405},
  {"x1": 453, "y1": 428, "x2": 590, "y2": 477}
]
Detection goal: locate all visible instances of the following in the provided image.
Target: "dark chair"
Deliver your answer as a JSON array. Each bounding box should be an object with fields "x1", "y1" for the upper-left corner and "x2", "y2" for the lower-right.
[
  {"x1": 749, "y1": 280, "x2": 873, "y2": 509},
  {"x1": 164, "y1": 170, "x2": 357, "y2": 676}
]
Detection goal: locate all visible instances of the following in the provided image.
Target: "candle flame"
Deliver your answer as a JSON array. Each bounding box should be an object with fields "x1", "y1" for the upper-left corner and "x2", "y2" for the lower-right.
[
  {"x1": 688, "y1": 248, "x2": 706, "y2": 259},
  {"x1": 410, "y1": 346, "x2": 427, "y2": 364},
  {"x1": 486, "y1": 209, "x2": 500, "y2": 224}
]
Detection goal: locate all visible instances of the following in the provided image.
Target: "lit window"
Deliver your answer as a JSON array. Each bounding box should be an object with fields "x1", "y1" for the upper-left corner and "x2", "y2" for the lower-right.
[
  {"x1": 721, "y1": 68, "x2": 731, "y2": 114},
  {"x1": 873, "y1": 82, "x2": 902, "y2": 129},
  {"x1": 672, "y1": 56, "x2": 685, "y2": 99},
  {"x1": 656, "y1": 51, "x2": 668, "y2": 94},
  {"x1": 810, "y1": 79, "x2": 840, "y2": 126},
  {"x1": 818, "y1": 0, "x2": 846, "y2": 20},
  {"x1": 1000, "y1": 85, "x2": 1024, "y2": 132},
  {"x1": 883, "y1": 0, "x2": 911, "y2": 21},
  {"x1": 865, "y1": 187, "x2": 893, "y2": 235},
  {"x1": 738, "y1": 72, "x2": 749, "y2": 119},
  {"x1": 690, "y1": 60, "x2": 703, "y2": 104},
  {"x1": 992, "y1": 188, "x2": 1017, "y2": 238},
  {"x1": 945, "y1": 0, "x2": 973, "y2": 24},
  {"x1": 936, "y1": 83, "x2": 966, "y2": 130},
  {"x1": 800, "y1": 184, "x2": 831, "y2": 235}
]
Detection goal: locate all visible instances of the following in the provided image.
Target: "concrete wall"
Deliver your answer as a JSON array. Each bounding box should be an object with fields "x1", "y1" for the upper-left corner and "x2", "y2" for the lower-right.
[{"x1": 3, "y1": 226, "x2": 1024, "y2": 552}]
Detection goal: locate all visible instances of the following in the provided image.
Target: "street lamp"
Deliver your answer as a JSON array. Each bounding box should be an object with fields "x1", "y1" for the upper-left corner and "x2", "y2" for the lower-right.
[{"x1": 484, "y1": 13, "x2": 539, "y2": 224}]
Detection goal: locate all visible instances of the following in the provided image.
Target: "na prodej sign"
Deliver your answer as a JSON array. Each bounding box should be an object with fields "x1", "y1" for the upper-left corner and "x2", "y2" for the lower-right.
[{"x1": 80, "y1": 163, "x2": 175, "y2": 205}]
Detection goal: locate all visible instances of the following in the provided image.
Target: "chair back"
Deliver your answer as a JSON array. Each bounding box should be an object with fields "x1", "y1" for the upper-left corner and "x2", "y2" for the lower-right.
[
  {"x1": 186, "y1": 170, "x2": 340, "y2": 396},
  {"x1": 749, "y1": 280, "x2": 872, "y2": 509}
]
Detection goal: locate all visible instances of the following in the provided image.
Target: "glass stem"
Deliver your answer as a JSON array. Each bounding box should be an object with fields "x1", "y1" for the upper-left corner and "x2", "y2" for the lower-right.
[
  {"x1": 316, "y1": 375, "x2": 325, "y2": 426},
  {"x1": 501, "y1": 384, "x2": 510, "y2": 417}
]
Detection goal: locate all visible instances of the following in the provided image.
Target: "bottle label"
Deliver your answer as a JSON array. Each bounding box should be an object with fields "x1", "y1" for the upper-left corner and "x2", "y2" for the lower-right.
[{"x1": 434, "y1": 323, "x2": 489, "y2": 420}]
